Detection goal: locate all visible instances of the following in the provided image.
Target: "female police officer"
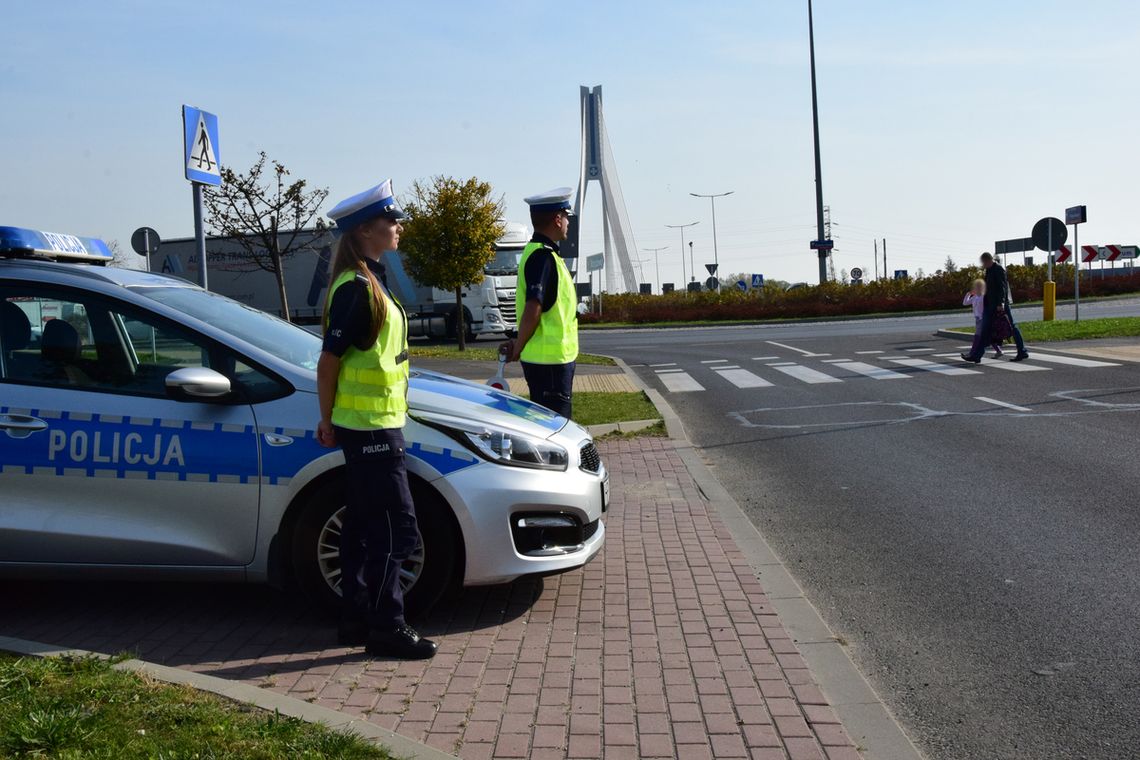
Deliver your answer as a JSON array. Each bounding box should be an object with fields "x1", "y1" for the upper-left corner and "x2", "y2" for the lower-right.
[{"x1": 316, "y1": 179, "x2": 436, "y2": 660}]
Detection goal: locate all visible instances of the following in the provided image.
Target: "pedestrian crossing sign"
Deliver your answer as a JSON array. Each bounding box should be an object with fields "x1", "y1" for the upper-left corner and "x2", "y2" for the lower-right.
[{"x1": 182, "y1": 105, "x2": 221, "y2": 186}]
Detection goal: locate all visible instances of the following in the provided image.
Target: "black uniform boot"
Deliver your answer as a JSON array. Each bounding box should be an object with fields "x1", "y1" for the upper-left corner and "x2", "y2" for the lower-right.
[{"x1": 366, "y1": 624, "x2": 438, "y2": 660}]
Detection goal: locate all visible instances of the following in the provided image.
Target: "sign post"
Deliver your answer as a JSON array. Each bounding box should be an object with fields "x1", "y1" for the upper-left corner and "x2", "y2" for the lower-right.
[
  {"x1": 1032, "y1": 217, "x2": 1066, "y2": 321},
  {"x1": 586, "y1": 253, "x2": 605, "y2": 315},
  {"x1": 1066, "y1": 205, "x2": 1087, "y2": 322},
  {"x1": 182, "y1": 105, "x2": 222, "y2": 290},
  {"x1": 130, "y1": 226, "x2": 161, "y2": 273}
]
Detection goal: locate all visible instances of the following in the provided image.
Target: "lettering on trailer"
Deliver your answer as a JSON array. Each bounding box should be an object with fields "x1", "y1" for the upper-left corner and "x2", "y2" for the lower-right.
[
  {"x1": 1055, "y1": 245, "x2": 1072, "y2": 263},
  {"x1": 1081, "y1": 245, "x2": 1100, "y2": 262}
]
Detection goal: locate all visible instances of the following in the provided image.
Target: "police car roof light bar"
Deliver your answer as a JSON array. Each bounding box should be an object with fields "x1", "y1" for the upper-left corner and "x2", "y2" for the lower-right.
[{"x1": 0, "y1": 226, "x2": 113, "y2": 264}]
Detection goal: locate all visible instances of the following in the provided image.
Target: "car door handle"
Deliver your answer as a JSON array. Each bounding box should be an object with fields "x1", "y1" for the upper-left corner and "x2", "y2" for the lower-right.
[{"x1": 0, "y1": 415, "x2": 49, "y2": 437}]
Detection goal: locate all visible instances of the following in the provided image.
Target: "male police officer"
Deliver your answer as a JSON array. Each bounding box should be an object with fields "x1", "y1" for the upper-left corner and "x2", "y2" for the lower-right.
[{"x1": 501, "y1": 188, "x2": 579, "y2": 418}]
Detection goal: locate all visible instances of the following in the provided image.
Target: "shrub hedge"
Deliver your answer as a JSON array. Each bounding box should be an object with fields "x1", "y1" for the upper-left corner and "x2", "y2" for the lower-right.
[{"x1": 582, "y1": 265, "x2": 1140, "y2": 324}]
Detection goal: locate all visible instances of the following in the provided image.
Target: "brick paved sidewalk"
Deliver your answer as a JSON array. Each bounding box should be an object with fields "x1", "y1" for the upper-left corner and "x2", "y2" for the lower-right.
[{"x1": 0, "y1": 437, "x2": 860, "y2": 760}]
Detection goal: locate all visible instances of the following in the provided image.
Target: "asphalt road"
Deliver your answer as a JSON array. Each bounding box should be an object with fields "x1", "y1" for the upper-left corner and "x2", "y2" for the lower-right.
[{"x1": 581, "y1": 298, "x2": 1140, "y2": 760}]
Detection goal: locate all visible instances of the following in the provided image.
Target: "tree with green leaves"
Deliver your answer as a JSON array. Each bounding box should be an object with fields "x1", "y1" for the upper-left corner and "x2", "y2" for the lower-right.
[
  {"x1": 400, "y1": 176, "x2": 505, "y2": 350},
  {"x1": 204, "y1": 152, "x2": 329, "y2": 322}
]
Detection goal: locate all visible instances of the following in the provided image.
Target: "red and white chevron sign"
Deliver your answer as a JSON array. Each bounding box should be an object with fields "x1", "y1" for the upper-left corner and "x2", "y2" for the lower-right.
[
  {"x1": 1105, "y1": 245, "x2": 1123, "y2": 261},
  {"x1": 1081, "y1": 245, "x2": 1100, "y2": 262},
  {"x1": 1055, "y1": 245, "x2": 1072, "y2": 263}
]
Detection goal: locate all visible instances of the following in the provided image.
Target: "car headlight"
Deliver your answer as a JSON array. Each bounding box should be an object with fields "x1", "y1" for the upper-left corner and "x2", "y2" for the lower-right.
[
  {"x1": 459, "y1": 428, "x2": 568, "y2": 471},
  {"x1": 412, "y1": 414, "x2": 568, "y2": 471}
]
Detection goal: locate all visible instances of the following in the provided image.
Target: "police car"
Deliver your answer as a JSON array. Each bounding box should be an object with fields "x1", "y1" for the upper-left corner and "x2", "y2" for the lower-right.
[{"x1": 0, "y1": 227, "x2": 607, "y2": 612}]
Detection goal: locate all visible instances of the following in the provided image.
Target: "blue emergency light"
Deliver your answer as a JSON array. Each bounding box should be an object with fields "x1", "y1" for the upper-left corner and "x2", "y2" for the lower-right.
[{"x1": 0, "y1": 226, "x2": 113, "y2": 263}]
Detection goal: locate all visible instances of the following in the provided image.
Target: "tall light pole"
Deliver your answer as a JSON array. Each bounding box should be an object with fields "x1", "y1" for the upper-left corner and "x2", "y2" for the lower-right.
[
  {"x1": 808, "y1": 0, "x2": 828, "y2": 285},
  {"x1": 665, "y1": 221, "x2": 700, "y2": 291},
  {"x1": 632, "y1": 257, "x2": 651, "y2": 289},
  {"x1": 690, "y1": 191, "x2": 733, "y2": 278},
  {"x1": 643, "y1": 246, "x2": 668, "y2": 294}
]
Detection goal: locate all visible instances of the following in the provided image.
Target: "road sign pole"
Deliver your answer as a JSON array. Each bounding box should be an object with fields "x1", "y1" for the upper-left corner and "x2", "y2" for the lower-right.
[
  {"x1": 1043, "y1": 225, "x2": 1055, "y2": 321},
  {"x1": 192, "y1": 183, "x2": 207, "y2": 289},
  {"x1": 143, "y1": 229, "x2": 152, "y2": 273},
  {"x1": 1073, "y1": 223, "x2": 1079, "y2": 323}
]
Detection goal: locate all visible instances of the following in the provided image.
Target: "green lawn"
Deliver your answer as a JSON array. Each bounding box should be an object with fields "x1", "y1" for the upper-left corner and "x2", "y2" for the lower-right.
[
  {"x1": 0, "y1": 654, "x2": 393, "y2": 760},
  {"x1": 409, "y1": 344, "x2": 614, "y2": 365},
  {"x1": 572, "y1": 391, "x2": 660, "y2": 427},
  {"x1": 952, "y1": 316, "x2": 1140, "y2": 342}
]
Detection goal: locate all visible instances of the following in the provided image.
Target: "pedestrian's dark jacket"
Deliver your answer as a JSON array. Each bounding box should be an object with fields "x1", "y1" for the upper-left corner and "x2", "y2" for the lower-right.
[{"x1": 984, "y1": 263, "x2": 1009, "y2": 311}]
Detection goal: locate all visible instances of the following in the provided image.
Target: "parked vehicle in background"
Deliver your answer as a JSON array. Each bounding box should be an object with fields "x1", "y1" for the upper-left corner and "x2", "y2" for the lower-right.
[{"x1": 153, "y1": 223, "x2": 531, "y2": 338}]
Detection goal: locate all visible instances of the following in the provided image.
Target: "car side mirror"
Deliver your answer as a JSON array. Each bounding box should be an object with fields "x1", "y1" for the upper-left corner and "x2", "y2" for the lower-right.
[{"x1": 165, "y1": 367, "x2": 232, "y2": 400}]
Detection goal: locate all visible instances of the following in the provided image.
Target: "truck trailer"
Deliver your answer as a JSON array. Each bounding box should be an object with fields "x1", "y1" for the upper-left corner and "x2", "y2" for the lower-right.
[{"x1": 151, "y1": 224, "x2": 530, "y2": 339}]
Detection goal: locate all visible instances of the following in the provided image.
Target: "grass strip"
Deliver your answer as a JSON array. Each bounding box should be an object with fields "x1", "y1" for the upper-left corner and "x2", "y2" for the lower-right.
[
  {"x1": 952, "y1": 316, "x2": 1140, "y2": 342},
  {"x1": 571, "y1": 391, "x2": 660, "y2": 427},
  {"x1": 0, "y1": 653, "x2": 393, "y2": 759}
]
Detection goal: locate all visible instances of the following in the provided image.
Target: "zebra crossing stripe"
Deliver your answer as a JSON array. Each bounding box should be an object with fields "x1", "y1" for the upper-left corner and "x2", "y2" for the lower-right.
[
  {"x1": 770, "y1": 364, "x2": 842, "y2": 384},
  {"x1": 889, "y1": 357, "x2": 981, "y2": 376},
  {"x1": 830, "y1": 361, "x2": 910, "y2": 380},
  {"x1": 658, "y1": 371, "x2": 705, "y2": 392},
  {"x1": 714, "y1": 367, "x2": 774, "y2": 388},
  {"x1": 1019, "y1": 353, "x2": 1120, "y2": 368}
]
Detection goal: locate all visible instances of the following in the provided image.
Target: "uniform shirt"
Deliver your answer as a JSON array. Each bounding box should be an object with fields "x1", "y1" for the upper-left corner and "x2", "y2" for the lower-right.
[
  {"x1": 322, "y1": 258, "x2": 389, "y2": 357},
  {"x1": 522, "y1": 233, "x2": 561, "y2": 312}
]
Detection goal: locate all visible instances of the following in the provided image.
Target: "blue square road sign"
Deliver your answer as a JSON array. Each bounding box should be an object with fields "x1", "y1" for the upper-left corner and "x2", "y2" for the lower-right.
[{"x1": 183, "y1": 105, "x2": 222, "y2": 186}]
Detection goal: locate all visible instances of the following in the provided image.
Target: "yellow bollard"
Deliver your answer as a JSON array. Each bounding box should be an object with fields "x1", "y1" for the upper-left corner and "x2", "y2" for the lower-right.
[{"x1": 1043, "y1": 281, "x2": 1056, "y2": 321}]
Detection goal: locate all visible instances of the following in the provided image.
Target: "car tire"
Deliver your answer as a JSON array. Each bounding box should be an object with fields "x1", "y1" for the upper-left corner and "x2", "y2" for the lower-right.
[{"x1": 290, "y1": 476, "x2": 460, "y2": 618}]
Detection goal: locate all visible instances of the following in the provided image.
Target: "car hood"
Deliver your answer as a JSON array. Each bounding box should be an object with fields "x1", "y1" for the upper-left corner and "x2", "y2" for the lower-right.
[{"x1": 407, "y1": 370, "x2": 567, "y2": 438}]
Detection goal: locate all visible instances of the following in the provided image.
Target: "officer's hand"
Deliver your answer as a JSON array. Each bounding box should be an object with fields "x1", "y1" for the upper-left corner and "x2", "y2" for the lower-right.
[
  {"x1": 316, "y1": 419, "x2": 337, "y2": 448},
  {"x1": 499, "y1": 340, "x2": 515, "y2": 363}
]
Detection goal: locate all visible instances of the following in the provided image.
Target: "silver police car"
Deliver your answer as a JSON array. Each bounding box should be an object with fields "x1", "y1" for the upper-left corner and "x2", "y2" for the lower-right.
[{"x1": 0, "y1": 227, "x2": 607, "y2": 612}]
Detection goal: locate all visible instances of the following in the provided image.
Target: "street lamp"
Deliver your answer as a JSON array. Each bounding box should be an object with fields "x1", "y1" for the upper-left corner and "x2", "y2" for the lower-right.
[
  {"x1": 632, "y1": 257, "x2": 651, "y2": 289},
  {"x1": 807, "y1": 0, "x2": 828, "y2": 285},
  {"x1": 689, "y1": 191, "x2": 733, "y2": 278},
  {"x1": 643, "y1": 246, "x2": 668, "y2": 294},
  {"x1": 689, "y1": 241, "x2": 695, "y2": 288},
  {"x1": 665, "y1": 221, "x2": 700, "y2": 290}
]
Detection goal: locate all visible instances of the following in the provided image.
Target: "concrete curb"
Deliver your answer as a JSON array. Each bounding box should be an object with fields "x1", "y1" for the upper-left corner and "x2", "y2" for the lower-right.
[
  {"x1": 0, "y1": 635, "x2": 458, "y2": 760},
  {"x1": 935, "y1": 328, "x2": 973, "y2": 341},
  {"x1": 585, "y1": 418, "x2": 661, "y2": 437},
  {"x1": 607, "y1": 355, "x2": 927, "y2": 760}
]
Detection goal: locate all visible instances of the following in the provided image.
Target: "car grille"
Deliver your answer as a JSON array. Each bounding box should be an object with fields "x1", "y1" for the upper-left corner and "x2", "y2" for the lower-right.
[
  {"x1": 582, "y1": 519, "x2": 600, "y2": 542},
  {"x1": 498, "y1": 294, "x2": 517, "y2": 325},
  {"x1": 579, "y1": 442, "x2": 601, "y2": 473}
]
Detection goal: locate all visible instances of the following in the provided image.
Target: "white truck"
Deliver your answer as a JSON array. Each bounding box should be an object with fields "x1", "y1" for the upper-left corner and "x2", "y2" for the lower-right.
[{"x1": 152, "y1": 223, "x2": 529, "y2": 338}]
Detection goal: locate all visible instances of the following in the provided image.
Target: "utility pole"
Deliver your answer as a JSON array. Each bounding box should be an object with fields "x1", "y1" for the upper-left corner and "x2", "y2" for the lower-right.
[
  {"x1": 874, "y1": 239, "x2": 879, "y2": 280},
  {"x1": 643, "y1": 246, "x2": 668, "y2": 294},
  {"x1": 882, "y1": 238, "x2": 887, "y2": 278},
  {"x1": 808, "y1": 0, "x2": 828, "y2": 285},
  {"x1": 823, "y1": 205, "x2": 833, "y2": 281},
  {"x1": 689, "y1": 241, "x2": 695, "y2": 287},
  {"x1": 665, "y1": 221, "x2": 700, "y2": 292},
  {"x1": 690, "y1": 191, "x2": 733, "y2": 278}
]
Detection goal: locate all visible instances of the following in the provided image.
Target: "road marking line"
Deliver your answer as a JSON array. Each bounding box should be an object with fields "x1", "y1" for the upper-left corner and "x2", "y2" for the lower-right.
[
  {"x1": 716, "y1": 365, "x2": 742, "y2": 370},
  {"x1": 765, "y1": 340, "x2": 830, "y2": 357},
  {"x1": 904, "y1": 347, "x2": 935, "y2": 352},
  {"x1": 766, "y1": 362, "x2": 797, "y2": 366},
  {"x1": 658, "y1": 371, "x2": 705, "y2": 392},
  {"x1": 771, "y1": 364, "x2": 843, "y2": 384},
  {"x1": 701, "y1": 359, "x2": 729, "y2": 364},
  {"x1": 831, "y1": 361, "x2": 910, "y2": 380},
  {"x1": 889, "y1": 357, "x2": 981, "y2": 376},
  {"x1": 751, "y1": 356, "x2": 780, "y2": 361},
  {"x1": 650, "y1": 362, "x2": 676, "y2": 367},
  {"x1": 714, "y1": 368, "x2": 774, "y2": 388},
  {"x1": 1024, "y1": 354, "x2": 1121, "y2": 368},
  {"x1": 982, "y1": 361, "x2": 1050, "y2": 372},
  {"x1": 855, "y1": 350, "x2": 884, "y2": 355},
  {"x1": 654, "y1": 368, "x2": 684, "y2": 374},
  {"x1": 975, "y1": 396, "x2": 1033, "y2": 412},
  {"x1": 878, "y1": 355, "x2": 909, "y2": 360},
  {"x1": 820, "y1": 358, "x2": 849, "y2": 363}
]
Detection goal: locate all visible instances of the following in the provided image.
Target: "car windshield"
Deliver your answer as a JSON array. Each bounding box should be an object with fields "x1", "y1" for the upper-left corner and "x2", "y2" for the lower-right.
[
  {"x1": 128, "y1": 285, "x2": 322, "y2": 371},
  {"x1": 484, "y1": 247, "x2": 522, "y2": 276}
]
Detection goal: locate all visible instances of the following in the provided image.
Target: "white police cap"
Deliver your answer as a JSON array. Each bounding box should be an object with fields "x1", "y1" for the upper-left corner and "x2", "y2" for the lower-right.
[
  {"x1": 524, "y1": 187, "x2": 575, "y2": 214},
  {"x1": 327, "y1": 179, "x2": 408, "y2": 231}
]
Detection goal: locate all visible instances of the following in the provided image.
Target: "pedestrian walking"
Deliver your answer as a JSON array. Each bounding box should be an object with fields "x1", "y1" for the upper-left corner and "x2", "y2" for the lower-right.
[
  {"x1": 316, "y1": 179, "x2": 437, "y2": 660},
  {"x1": 961, "y1": 252, "x2": 1029, "y2": 364},
  {"x1": 963, "y1": 278, "x2": 1004, "y2": 359},
  {"x1": 500, "y1": 187, "x2": 579, "y2": 418}
]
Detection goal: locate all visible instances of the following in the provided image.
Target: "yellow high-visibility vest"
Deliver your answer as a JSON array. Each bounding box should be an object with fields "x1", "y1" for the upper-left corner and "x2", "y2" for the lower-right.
[
  {"x1": 516, "y1": 242, "x2": 579, "y2": 365},
  {"x1": 326, "y1": 269, "x2": 409, "y2": 430}
]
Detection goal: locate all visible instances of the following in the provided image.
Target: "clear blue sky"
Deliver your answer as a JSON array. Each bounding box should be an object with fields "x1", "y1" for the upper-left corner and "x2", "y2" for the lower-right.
[{"x1": 2, "y1": 0, "x2": 1138, "y2": 285}]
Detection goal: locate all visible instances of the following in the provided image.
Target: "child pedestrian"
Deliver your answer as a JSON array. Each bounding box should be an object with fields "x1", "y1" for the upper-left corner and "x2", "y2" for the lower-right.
[{"x1": 963, "y1": 279, "x2": 1004, "y2": 358}]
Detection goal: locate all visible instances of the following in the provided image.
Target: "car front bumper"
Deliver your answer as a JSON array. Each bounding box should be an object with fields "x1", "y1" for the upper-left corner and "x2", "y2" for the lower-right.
[{"x1": 431, "y1": 457, "x2": 608, "y2": 587}]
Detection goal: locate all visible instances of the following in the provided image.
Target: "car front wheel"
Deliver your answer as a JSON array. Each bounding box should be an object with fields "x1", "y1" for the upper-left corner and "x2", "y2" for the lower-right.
[{"x1": 290, "y1": 477, "x2": 459, "y2": 618}]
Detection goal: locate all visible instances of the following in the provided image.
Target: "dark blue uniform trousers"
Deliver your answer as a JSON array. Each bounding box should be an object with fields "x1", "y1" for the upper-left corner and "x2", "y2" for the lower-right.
[
  {"x1": 522, "y1": 361, "x2": 576, "y2": 418},
  {"x1": 335, "y1": 426, "x2": 418, "y2": 629}
]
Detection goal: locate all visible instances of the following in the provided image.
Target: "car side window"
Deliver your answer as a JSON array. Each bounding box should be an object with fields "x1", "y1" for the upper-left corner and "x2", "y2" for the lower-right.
[{"x1": 0, "y1": 293, "x2": 101, "y2": 388}]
